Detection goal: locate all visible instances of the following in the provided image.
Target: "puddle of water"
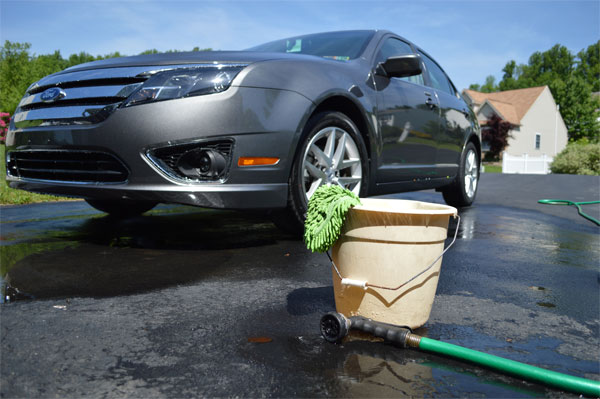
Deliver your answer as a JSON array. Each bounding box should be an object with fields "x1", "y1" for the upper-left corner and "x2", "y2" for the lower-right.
[
  {"x1": 238, "y1": 329, "x2": 549, "y2": 397},
  {"x1": 1, "y1": 205, "x2": 291, "y2": 302}
]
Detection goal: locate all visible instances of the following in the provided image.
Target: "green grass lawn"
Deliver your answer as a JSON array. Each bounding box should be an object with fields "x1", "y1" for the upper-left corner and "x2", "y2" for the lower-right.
[
  {"x1": 483, "y1": 163, "x2": 502, "y2": 173},
  {"x1": 0, "y1": 145, "x2": 75, "y2": 205}
]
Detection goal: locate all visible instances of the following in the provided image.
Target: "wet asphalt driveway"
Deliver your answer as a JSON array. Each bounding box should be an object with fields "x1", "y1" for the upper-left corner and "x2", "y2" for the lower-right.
[{"x1": 1, "y1": 174, "x2": 599, "y2": 398}]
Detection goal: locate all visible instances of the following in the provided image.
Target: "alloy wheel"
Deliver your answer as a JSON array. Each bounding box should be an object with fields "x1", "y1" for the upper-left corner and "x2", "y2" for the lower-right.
[
  {"x1": 301, "y1": 126, "x2": 362, "y2": 201},
  {"x1": 464, "y1": 148, "x2": 479, "y2": 199}
]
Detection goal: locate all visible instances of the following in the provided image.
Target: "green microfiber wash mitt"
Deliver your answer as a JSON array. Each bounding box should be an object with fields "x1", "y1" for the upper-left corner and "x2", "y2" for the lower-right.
[{"x1": 304, "y1": 185, "x2": 362, "y2": 253}]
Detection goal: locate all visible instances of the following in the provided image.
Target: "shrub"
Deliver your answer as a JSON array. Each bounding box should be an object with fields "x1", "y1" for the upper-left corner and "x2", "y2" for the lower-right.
[
  {"x1": 0, "y1": 112, "x2": 9, "y2": 144},
  {"x1": 481, "y1": 114, "x2": 513, "y2": 160},
  {"x1": 550, "y1": 142, "x2": 600, "y2": 175}
]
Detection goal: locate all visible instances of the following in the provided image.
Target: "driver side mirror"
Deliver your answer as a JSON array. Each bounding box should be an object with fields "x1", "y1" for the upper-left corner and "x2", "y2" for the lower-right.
[{"x1": 377, "y1": 54, "x2": 422, "y2": 78}]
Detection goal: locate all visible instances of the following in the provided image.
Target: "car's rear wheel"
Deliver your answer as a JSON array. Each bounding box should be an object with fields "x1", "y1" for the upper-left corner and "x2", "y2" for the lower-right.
[
  {"x1": 442, "y1": 142, "x2": 479, "y2": 207},
  {"x1": 85, "y1": 199, "x2": 157, "y2": 217},
  {"x1": 274, "y1": 111, "x2": 369, "y2": 234}
]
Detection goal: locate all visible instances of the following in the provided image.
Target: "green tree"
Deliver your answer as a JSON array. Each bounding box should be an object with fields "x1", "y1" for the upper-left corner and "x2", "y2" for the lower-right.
[
  {"x1": 498, "y1": 60, "x2": 520, "y2": 91},
  {"x1": 469, "y1": 42, "x2": 599, "y2": 142},
  {"x1": 480, "y1": 75, "x2": 498, "y2": 93},
  {"x1": 576, "y1": 41, "x2": 600, "y2": 92},
  {"x1": 31, "y1": 50, "x2": 68, "y2": 78},
  {"x1": 0, "y1": 41, "x2": 35, "y2": 115},
  {"x1": 550, "y1": 76, "x2": 600, "y2": 142},
  {"x1": 98, "y1": 51, "x2": 122, "y2": 59},
  {"x1": 520, "y1": 44, "x2": 575, "y2": 86},
  {"x1": 469, "y1": 75, "x2": 497, "y2": 93},
  {"x1": 67, "y1": 52, "x2": 97, "y2": 67}
]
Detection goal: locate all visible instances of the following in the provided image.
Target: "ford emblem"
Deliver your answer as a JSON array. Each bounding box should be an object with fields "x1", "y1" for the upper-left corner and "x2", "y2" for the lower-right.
[{"x1": 40, "y1": 87, "x2": 66, "y2": 103}]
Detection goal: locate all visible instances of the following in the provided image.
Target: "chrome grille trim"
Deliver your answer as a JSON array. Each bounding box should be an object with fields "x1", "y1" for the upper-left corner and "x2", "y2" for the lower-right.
[
  {"x1": 19, "y1": 84, "x2": 142, "y2": 109},
  {"x1": 29, "y1": 67, "x2": 160, "y2": 93},
  {"x1": 13, "y1": 104, "x2": 120, "y2": 128}
]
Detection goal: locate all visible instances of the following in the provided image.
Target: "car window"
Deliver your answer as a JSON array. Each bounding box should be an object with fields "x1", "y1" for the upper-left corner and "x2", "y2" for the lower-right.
[
  {"x1": 248, "y1": 30, "x2": 375, "y2": 60},
  {"x1": 448, "y1": 80, "x2": 460, "y2": 98},
  {"x1": 419, "y1": 51, "x2": 454, "y2": 95},
  {"x1": 376, "y1": 38, "x2": 424, "y2": 86}
]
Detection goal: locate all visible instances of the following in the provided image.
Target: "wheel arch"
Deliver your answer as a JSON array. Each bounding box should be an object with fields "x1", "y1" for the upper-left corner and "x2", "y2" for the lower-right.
[
  {"x1": 310, "y1": 95, "x2": 373, "y2": 161},
  {"x1": 293, "y1": 93, "x2": 376, "y2": 193}
]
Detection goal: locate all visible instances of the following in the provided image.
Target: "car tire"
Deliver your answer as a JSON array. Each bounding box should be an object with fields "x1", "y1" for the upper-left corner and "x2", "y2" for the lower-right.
[
  {"x1": 273, "y1": 111, "x2": 369, "y2": 235},
  {"x1": 442, "y1": 142, "x2": 479, "y2": 207},
  {"x1": 85, "y1": 199, "x2": 157, "y2": 217}
]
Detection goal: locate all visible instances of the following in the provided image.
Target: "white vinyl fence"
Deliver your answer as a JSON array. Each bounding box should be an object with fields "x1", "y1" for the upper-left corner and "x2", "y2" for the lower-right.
[{"x1": 502, "y1": 152, "x2": 553, "y2": 174}]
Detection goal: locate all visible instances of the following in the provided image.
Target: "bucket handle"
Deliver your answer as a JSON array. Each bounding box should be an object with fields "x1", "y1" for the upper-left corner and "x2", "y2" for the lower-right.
[{"x1": 328, "y1": 215, "x2": 461, "y2": 291}]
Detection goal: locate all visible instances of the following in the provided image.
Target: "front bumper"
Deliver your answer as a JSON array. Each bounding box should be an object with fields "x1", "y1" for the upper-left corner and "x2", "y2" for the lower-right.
[
  {"x1": 8, "y1": 179, "x2": 288, "y2": 209},
  {"x1": 5, "y1": 86, "x2": 312, "y2": 209}
]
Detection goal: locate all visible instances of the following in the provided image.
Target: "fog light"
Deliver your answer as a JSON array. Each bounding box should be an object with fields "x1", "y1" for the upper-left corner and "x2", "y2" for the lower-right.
[{"x1": 177, "y1": 149, "x2": 227, "y2": 179}]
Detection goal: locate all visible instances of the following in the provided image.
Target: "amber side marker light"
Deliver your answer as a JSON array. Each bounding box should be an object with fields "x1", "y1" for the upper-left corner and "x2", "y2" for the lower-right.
[{"x1": 238, "y1": 157, "x2": 280, "y2": 166}]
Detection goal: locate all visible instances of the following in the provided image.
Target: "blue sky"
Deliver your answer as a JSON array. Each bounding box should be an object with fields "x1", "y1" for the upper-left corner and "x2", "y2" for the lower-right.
[{"x1": 1, "y1": 0, "x2": 598, "y2": 90}]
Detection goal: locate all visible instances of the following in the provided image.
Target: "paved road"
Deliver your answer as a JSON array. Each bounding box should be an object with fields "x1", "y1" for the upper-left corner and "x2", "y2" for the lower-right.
[{"x1": 1, "y1": 174, "x2": 598, "y2": 398}]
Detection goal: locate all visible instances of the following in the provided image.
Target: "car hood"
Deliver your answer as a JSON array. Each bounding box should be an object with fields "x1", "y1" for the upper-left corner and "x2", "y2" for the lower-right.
[
  {"x1": 29, "y1": 49, "x2": 360, "y2": 96},
  {"x1": 59, "y1": 51, "x2": 324, "y2": 74}
]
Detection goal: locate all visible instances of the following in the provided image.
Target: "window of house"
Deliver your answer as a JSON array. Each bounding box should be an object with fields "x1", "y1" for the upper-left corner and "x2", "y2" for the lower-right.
[{"x1": 535, "y1": 133, "x2": 541, "y2": 150}]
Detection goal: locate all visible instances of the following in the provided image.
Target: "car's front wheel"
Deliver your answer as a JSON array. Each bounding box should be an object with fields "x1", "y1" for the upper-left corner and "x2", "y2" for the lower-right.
[
  {"x1": 274, "y1": 111, "x2": 369, "y2": 234},
  {"x1": 442, "y1": 142, "x2": 479, "y2": 207},
  {"x1": 85, "y1": 199, "x2": 157, "y2": 217}
]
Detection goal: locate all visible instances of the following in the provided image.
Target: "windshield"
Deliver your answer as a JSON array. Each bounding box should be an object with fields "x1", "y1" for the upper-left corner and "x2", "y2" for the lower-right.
[{"x1": 247, "y1": 30, "x2": 375, "y2": 61}]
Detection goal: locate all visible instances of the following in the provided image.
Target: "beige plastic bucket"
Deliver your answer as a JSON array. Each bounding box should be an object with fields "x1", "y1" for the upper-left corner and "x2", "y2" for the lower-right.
[{"x1": 331, "y1": 198, "x2": 458, "y2": 329}]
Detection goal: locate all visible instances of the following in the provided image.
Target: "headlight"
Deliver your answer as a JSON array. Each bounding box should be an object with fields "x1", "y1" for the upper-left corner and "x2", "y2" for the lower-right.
[{"x1": 123, "y1": 65, "x2": 245, "y2": 107}]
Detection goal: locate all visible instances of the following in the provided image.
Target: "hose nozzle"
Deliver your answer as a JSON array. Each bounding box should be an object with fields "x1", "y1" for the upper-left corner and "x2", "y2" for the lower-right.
[{"x1": 319, "y1": 312, "x2": 413, "y2": 346}]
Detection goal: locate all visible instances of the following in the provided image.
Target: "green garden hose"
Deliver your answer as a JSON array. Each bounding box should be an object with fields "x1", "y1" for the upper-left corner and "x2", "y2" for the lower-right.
[
  {"x1": 416, "y1": 336, "x2": 600, "y2": 397},
  {"x1": 321, "y1": 313, "x2": 600, "y2": 397},
  {"x1": 538, "y1": 199, "x2": 600, "y2": 226}
]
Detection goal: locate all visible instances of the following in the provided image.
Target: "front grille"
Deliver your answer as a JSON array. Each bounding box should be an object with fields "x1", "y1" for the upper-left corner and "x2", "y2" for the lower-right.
[
  {"x1": 12, "y1": 67, "x2": 155, "y2": 129},
  {"x1": 7, "y1": 150, "x2": 129, "y2": 183},
  {"x1": 147, "y1": 139, "x2": 234, "y2": 182}
]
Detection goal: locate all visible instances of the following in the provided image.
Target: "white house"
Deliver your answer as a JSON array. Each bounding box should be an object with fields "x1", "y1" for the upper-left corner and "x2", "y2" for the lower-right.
[{"x1": 462, "y1": 86, "x2": 568, "y2": 173}]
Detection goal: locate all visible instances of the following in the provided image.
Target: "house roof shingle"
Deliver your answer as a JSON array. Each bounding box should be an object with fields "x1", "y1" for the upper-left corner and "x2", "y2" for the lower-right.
[
  {"x1": 485, "y1": 99, "x2": 519, "y2": 125},
  {"x1": 463, "y1": 86, "x2": 546, "y2": 124}
]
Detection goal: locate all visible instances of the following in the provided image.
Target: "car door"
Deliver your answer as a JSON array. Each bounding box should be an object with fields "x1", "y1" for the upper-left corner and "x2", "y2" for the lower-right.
[
  {"x1": 418, "y1": 50, "x2": 471, "y2": 178},
  {"x1": 373, "y1": 37, "x2": 441, "y2": 183}
]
